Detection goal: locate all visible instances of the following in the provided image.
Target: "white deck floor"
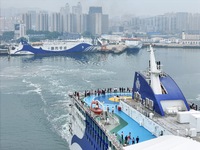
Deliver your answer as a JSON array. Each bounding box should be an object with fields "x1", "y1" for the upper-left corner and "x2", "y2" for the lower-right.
[{"x1": 123, "y1": 98, "x2": 200, "y2": 142}]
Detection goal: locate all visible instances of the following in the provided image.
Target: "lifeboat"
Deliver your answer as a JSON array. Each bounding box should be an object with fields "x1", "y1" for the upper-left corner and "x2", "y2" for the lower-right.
[{"x1": 90, "y1": 100, "x2": 103, "y2": 115}]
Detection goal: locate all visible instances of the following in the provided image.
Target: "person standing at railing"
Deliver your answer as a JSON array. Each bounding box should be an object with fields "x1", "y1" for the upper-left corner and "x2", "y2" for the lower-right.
[{"x1": 121, "y1": 131, "x2": 124, "y2": 143}]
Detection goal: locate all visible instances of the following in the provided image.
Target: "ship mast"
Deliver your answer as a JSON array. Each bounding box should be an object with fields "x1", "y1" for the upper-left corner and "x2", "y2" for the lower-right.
[{"x1": 149, "y1": 45, "x2": 162, "y2": 94}]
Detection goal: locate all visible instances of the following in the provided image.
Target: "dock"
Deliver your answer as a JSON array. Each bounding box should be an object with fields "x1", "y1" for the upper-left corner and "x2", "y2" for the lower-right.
[
  {"x1": 143, "y1": 43, "x2": 200, "y2": 49},
  {"x1": 0, "y1": 49, "x2": 8, "y2": 55}
]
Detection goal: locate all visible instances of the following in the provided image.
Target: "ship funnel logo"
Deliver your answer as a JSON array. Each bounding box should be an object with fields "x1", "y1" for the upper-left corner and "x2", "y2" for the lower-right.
[{"x1": 136, "y1": 77, "x2": 140, "y2": 91}]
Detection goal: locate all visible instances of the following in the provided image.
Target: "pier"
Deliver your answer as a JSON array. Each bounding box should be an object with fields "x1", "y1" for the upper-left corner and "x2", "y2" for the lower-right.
[
  {"x1": 0, "y1": 49, "x2": 8, "y2": 55},
  {"x1": 143, "y1": 43, "x2": 200, "y2": 49}
]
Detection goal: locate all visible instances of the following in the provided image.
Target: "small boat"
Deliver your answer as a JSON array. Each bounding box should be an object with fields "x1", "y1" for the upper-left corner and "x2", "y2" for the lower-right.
[
  {"x1": 8, "y1": 38, "x2": 96, "y2": 55},
  {"x1": 90, "y1": 100, "x2": 103, "y2": 115}
]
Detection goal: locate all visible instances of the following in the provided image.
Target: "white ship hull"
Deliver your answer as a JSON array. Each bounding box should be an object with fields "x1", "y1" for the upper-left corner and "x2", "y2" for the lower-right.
[{"x1": 8, "y1": 38, "x2": 95, "y2": 55}]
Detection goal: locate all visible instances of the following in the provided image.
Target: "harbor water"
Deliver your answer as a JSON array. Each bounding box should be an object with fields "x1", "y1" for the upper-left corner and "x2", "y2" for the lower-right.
[{"x1": 0, "y1": 48, "x2": 200, "y2": 150}]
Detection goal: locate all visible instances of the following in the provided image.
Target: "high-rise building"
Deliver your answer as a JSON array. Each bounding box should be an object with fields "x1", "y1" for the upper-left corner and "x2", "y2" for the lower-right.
[
  {"x1": 102, "y1": 14, "x2": 109, "y2": 34},
  {"x1": 71, "y1": 2, "x2": 86, "y2": 33},
  {"x1": 21, "y1": 13, "x2": 32, "y2": 30},
  {"x1": 50, "y1": 12, "x2": 62, "y2": 32},
  {"x1": 60, "y1": 3, "x2": 71, "y2": 33},
  {"x1": 36, "y1": 11, "x2": 49, "y2": 31},
  {"x1": 88, "y1": 6, "x2": 108, "y2": 35},
  {"x1": 176, "y1": 12, "x2": 189, "y2": 33},
  {"x1": 89, "y1": 7, "x2": 102, "y2": 14},
  {"x1": 188, "y1": 13, "x2": 200, "y2": 34},
  {"x1": 28, "y1": 11, "x2": 37, "y2": 30},
  {"x1": 72, "y1": 2, "x2": 82, "y2": 14},
  {"x1": 21, "y1": 11, "x2": 36, "y2": 31}
]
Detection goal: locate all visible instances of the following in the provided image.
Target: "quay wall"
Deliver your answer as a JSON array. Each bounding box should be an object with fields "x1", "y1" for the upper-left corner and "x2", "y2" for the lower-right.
[{"x1": 142, "y1": 43, "x2": 200, "y2": 49}]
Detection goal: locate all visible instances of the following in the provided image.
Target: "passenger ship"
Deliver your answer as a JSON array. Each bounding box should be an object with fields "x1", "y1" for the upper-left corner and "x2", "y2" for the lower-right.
[
  {"x1": 68, "y1": 45, "x2": 200, "y2": 150},
  {"x1": 8, "y1": 38, "x2": 96, "y2": 55}
]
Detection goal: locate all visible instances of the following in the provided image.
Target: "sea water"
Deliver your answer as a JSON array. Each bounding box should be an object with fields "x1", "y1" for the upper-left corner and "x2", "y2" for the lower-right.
[{"x1": 0, "y1": 48, "x2": 200, "y2": 150}]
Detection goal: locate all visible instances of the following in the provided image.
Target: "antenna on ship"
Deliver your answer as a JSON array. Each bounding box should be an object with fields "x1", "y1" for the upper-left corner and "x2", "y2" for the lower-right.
[{"x1": 148, "y1": 45, "x2": 162, "y2": 94}]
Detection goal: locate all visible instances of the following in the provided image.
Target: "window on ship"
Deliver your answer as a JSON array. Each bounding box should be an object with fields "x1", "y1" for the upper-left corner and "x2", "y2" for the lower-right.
[
  {"x1": 51, "y1": 47, "x2": 54, "y2": 50},
  {"x1": 161, "y1": 84, "x2": 167, "y2": 94}
]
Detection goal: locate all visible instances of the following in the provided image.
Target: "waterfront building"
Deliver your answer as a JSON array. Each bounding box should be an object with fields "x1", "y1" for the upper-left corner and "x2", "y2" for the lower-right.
[
  {"x1": 182, "y1": 31, "x2": 200, "y2": 40},
  {"x1": 128, "y1": 12, "x2": 200, "y2": 35},
  {"x1": 180, "y1": 31, "x2": 200, "y2": 46},
  {"x1": 14, "y1": 23, "x2": 26, "y2": 39}
]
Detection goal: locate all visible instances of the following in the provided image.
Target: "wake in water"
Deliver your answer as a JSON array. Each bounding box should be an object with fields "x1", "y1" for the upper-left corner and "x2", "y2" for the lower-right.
[{"x1": 3, "y1": 65, "x2": 75, "y2": 144}]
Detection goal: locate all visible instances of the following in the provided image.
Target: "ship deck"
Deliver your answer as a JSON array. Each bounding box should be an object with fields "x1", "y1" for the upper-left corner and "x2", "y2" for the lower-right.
[
  {"x1": 83, "y1": 92, "x2": 156, "y2": 145},
  {"x1": 73, "y1": 90, "x2": 200, "y2": 150},
  {"x1": 81, "y1": 90, "x2": 200, "y2": 142},
  {"x1": 122, "y1": 97, "x2": 200, "y2": 142}
]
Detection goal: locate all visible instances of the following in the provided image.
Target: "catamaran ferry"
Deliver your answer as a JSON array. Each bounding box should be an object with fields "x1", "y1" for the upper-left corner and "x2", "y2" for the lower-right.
[
  {"x1": 68, "y1": 45, "x2": 200, "y2": 150},
  {"x1": 8, "y1": 38, "x2": 96, "y2": 55}
]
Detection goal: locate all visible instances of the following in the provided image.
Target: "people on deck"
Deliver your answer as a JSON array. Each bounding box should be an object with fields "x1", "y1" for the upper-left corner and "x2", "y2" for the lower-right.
[
  {"x1": 105, "y1": 117, "x2": 109, "y2": 125},
  {"x1": 136, "y1": 136, "x2": 139, "y2": 143},
  {"x1": 132, "y1": 137, "x2": 135, "y2": 144},
  {"x1": 121, "y1": 131, "x2": 124, "y2": 142},
  {"x1": 125, "y1": 135, "x2": 128, "y2": 145},
  {"x1": 112, "y1": 107, "x2": 114, "y2": 114},
  {"x1": 129, "y1": 132, "x2": 131, "y2": 139},
  {"x1": 107, "y1": 105, "x2": 110, "y2": 112}
]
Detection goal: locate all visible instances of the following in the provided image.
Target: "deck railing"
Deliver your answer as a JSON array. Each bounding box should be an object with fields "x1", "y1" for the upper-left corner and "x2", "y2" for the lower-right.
[{"x1": 71, "y1": 93, "x2": 124, "y2": 150}]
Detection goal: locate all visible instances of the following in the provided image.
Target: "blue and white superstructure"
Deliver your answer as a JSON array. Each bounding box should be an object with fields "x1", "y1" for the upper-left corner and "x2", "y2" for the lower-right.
[
  {"x1": 132, "y1": 45, "x2": 190, "y2": 116},
  {"x1": 8, "y1": 38, "x2": 96, "y2": 55},
  {"x1": 68, "y1": 45, "x2": 200, "y2": 150}
]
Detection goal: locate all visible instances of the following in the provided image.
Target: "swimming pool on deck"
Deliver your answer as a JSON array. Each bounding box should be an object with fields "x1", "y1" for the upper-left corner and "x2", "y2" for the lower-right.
[{"x1": 84, "y1": 93, "x2": 156, "y2": 144}]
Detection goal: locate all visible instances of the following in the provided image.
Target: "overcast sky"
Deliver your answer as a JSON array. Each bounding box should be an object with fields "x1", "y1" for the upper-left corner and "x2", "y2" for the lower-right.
[{"x1": 1, "y1": 0, "x2": 200, "y2": 17}]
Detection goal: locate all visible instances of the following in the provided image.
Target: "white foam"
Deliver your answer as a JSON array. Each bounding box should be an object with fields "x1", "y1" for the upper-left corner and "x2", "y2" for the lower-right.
[
  {"x1": 196, "y1": 94, "x2": 200, "y2": 101},
  {"x1": 51, "y1": 114, "x2": 69, "y2": 123},
  {"x1": 23, "y1": 79, "x2": 46, "y2": 105}
]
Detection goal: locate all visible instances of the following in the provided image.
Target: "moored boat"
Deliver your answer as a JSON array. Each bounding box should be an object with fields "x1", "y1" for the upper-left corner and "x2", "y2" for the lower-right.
[
  {"x1": 122, "y1": 38, "x2": 143, "y2": 50},
  {"x1": 97, "y1": 35, "x2": 128, "y2": 53},
  {"x1": 8, "y1": 38, "x2": 96, "y2": 55}
]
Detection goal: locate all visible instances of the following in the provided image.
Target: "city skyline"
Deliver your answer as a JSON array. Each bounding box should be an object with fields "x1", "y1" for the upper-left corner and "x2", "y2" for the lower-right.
[{"x1": 1, "y1": 0, "x2": 200, "y2": 17}]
